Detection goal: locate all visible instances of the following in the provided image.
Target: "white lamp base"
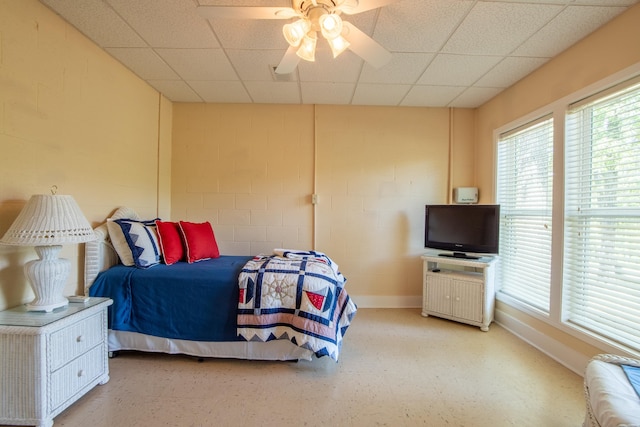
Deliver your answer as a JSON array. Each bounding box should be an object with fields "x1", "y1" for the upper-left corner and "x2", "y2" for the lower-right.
[{"x1": 23, "y1": 245, "x2": 70, "y2": 312}]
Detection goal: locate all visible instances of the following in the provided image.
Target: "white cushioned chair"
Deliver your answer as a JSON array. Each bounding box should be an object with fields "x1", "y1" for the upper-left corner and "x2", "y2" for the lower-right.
[{"x1": 583, "y1": 354, "x2": 640, "y2": 427}]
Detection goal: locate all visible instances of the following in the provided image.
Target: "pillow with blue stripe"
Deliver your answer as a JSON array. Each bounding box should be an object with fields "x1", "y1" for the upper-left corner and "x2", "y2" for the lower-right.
[{"x1": 107, "y1": 218, "x2": 160, "y2": 268}]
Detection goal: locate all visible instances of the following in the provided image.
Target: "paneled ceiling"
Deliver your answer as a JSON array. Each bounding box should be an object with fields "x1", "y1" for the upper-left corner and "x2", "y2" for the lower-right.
[{"x1": 40, "y1": 0, "x2": 638, "y2": 107}]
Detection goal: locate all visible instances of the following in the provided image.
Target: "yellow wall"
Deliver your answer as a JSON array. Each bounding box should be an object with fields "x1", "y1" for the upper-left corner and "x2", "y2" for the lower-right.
[
  {"x1": 475, "y1": 3, "x2": 640, "y2": 362},
  {"x1": 1, "y1": 0, "x2": 476, "y2": 311},
  {"x1": 314, "y1": 106, "x2": 449, "y2": 302},
  {"x1": 0, "y1": 0, "x2": 170, "y2": 310},
  {"x1": 171, "y1": 104, "x2": 471, "y2": 303},
  {"x1": 171, "y1": 103, "x2": 316, "y2": 255}
]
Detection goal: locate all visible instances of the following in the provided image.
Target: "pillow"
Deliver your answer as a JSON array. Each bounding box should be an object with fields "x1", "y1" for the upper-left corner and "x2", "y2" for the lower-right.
[
  {"x1": 108, "y1": 218, "x2": 160, "y2": 268},
  {"x1": 178, "y1": 221, "x2": 220, "y2": 263},
  {"x1": 106, "y1": 218, "x2": 135, "y2": 266},
  {"x1": 155, "y1": 220, "x2": 184, "y2": 265}
]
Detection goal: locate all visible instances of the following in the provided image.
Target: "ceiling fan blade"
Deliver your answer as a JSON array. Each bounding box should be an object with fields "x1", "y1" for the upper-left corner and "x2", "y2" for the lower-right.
[
  {"x1": 275, "y1": 46, "x2": 301, "y2": 75},
  {"x1": 196, "y1": 6, "x2": 297, "y2": 20},
  {"x1": 340, "y1": 0, "x2": 402, "y2": 15},
  {"x1": 342, "y1": 22, "x2": 392, "y2": 68}
]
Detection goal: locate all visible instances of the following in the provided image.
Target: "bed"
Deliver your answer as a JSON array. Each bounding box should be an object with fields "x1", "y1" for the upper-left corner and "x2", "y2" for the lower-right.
[{"x1": 84, "y1": 207, "x2": 356, "y2": 361}]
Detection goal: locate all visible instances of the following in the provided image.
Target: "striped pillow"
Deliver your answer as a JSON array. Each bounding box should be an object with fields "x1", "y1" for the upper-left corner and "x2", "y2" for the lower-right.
[{"x1": 108, "y1": 218, "x2": 160, "y2": 268}]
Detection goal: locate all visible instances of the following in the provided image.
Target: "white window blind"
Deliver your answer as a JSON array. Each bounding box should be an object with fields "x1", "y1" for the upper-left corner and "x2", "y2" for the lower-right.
[
  {"x1": 496, "y1": 116, "x2": 554, "y2": 313},
  {"x1": 564, "y1": 78, "x2": 640, "y2": 351}
]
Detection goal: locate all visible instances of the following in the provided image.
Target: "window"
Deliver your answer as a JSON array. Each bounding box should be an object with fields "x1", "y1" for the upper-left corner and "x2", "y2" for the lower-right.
[
  {"x1": 564, "y1": 78, "x2": 640, "y2": 351},
  {"x1": 496, "y1": 116, "x2": 554, "y2": 314}
]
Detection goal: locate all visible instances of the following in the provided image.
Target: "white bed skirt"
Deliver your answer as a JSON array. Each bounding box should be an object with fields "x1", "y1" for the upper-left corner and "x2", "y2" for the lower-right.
[{"x1": 107, "y1": 330, "x2": 314, "y2": 361}]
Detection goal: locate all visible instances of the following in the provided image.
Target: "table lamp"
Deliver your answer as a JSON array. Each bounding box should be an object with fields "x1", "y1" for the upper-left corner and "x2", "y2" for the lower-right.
[{"x1": 0, "y1": 188, "x2": 95, "y2": 312}]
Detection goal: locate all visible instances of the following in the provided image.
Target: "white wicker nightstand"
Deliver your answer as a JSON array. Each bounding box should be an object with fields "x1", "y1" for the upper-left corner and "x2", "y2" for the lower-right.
[{"x1": 0, "y1": 297, "x2": 112, "y2": 427}]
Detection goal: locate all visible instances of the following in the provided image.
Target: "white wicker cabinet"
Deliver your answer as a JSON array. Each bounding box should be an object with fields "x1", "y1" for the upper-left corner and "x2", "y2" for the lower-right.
[
  {"x1": 421, "y1": 254, "x2": 497, "y2": 331},
  {"x1": 0, "y1": 297, "x2": 112, "y2": 427}
]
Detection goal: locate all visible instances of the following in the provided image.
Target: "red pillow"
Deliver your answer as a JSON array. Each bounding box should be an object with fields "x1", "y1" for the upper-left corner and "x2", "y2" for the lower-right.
[
  {"x1": 178, "y1": 221, "x2": 220, "y2": 263},
  {"x1": 155, "y1": 221, "x2": 184, "y2": 265}
]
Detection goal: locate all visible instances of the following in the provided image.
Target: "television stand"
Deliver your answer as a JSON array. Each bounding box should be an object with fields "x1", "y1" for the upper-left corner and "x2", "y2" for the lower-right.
[
  {"x1": 438, "y1": 252, "x2": 480, "y2": 260},
  {"x1": 421, "y1": 254, "x2": 497, "y2": 331}
]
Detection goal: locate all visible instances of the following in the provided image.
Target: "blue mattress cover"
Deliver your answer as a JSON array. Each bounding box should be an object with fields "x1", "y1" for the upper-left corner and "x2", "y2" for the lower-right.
[{"x1": 88, "y1": 256, "x2": 253, "y2": 342}]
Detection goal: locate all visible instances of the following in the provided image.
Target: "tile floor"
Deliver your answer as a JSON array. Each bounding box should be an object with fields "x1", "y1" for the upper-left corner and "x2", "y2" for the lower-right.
[{"x1": 19, "y1": 309, "x2": 588, "y2": 427}]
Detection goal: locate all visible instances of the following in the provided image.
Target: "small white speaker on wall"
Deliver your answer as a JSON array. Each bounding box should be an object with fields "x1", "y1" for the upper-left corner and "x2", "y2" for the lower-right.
[{"x1": 454, "y1": 187, "x2": 478, "y2": 204}]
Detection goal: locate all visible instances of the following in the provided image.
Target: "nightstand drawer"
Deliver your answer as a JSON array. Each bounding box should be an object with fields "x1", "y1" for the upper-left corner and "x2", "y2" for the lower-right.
[
  {"x1": 49, "y1": 311, "x2": 103, "y2": 371},
  {"x1": 50, "y1": 344, "x2": 105, "y2": 409}
]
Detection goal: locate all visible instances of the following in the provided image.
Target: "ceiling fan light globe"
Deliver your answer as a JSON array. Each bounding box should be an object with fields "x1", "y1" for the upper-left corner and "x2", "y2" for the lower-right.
[
  {"x1": 283, "y1": 19, "x2": 310, "y2": 47},
  {"x1": 296, "y1": 32, "x2": 317, "y2": 62},
  {"x1": 328, "y1": 35, "x2": 350, "y2": 58},
  {"x1": 319, "y1": 13, "x2": 343, "y2": 40}
]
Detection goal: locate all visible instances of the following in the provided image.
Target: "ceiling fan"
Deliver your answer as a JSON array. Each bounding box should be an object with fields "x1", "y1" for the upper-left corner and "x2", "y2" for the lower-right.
[{"x1": 196, "y1": 0, "x2": 401, "y2": 74}]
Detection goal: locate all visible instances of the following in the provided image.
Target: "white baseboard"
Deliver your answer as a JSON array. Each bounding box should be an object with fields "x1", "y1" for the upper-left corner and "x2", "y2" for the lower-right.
[
  {"x1": 352, "y1": 295, "x2": 422, "y2": 309},
  {"x1": 494, "y1": 307, "x2": 590, "y2": 376}
]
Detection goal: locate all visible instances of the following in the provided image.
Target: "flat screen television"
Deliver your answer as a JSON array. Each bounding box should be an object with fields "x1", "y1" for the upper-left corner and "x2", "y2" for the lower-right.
[{"x1": 424, "y1": 204, "x2": 500, "y2": 259}]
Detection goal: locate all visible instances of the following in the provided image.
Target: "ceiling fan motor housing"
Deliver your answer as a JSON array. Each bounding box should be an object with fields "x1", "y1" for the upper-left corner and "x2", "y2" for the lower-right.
[{"x1": 294, "y1": 0, "x2": 341, "y2": 15}]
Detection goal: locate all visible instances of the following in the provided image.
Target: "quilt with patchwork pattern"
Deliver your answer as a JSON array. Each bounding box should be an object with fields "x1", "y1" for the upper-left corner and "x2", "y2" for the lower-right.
[{"x1": 237, "y1": 250, "x2": 356, "y2": 361}]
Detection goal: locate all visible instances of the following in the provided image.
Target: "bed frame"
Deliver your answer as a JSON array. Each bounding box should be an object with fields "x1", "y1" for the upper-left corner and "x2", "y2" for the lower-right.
[{"x1": 83, "y1": 207, "x2": 314, "y2": 361}]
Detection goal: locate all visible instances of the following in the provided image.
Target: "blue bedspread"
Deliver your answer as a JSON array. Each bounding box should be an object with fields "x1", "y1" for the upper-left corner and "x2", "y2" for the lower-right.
[{"x1": 89, "y1": 256, "x2": 253, "y2": 341}]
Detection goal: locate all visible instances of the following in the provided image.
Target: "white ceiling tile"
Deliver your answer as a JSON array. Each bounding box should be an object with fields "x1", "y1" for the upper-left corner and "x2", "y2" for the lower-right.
[
  {"x1": 41, "y1": 0, "x2": 146, "y2": 47},
  {"x1": 475, "y1": 57, "x2": 549, "y2": 88},
  {"x1": 106, "y1": 0, "x2": 219, "y2": 48},
  {"x1": 245, "y1": 81, "x2": 301, "y2": 104},
  {"x1": 146, "y1": 80, "x2": 202, "y2": 102},
  {"x1": 212, "y1": 19, "x2": 285, "y2": 50},
  {"x1": 155, "y1": 49, "x2": 237, "y2": 81},
  {"x1": 496, "y1": 0, "x2": 567, "y2": 3},
  {"x1": 198, "y1": 0, "x2": 290, "y2": 6},
  {"x1": 339, "y1": 10, "x2": 379, "y2": 37},
  {"x1": 227, "y1": 49, "x2": 295, "y2": 81},
  {"x1": 359, "y1": 53, "x2": 435, "y2": 84},
  {"x1": 401, "y1": 85, "x2": 466, "y2": 107},
  {"x1": 507, "y1": 0, "x2": 635, "y2": 3},
  {"x1": 298, "y1": 49, "x2": 363, "y2": 83},
  {"x1": 442, "y1": 2, "x2": 563, "y2": 55},
  {"x1": 189, "y1": 81, "x2": 252, "y2": 103},
  {"x1": 301, "y1": 82, "x2": 355, "y2": 105},
  {"x1": 572, "y1": 0, "x2": 638, "y2": 5},
  {"x1": 513, "y1": 6, "x2": 628, "y2": 57},
  {"x1": 352, "y1": 84, "x2": 411, "y2": 106},
  {"x1": 449, "y1": 87, "x2": 503, "y2": 108},
  {"x1": 374, "y1": 0, "x2": 474, "y2": 52},
  {"x1": 105, "y1": 48, "x2": 180, "y2": 80},
  {"x1": 417, "y1": 54, "x2": 503, "y2": 86}
]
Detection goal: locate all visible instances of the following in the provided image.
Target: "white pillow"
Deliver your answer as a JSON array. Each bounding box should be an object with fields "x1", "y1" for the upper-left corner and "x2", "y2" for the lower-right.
[{"x1": 107, "y1": 219, "x2": 134, "y2": 266}]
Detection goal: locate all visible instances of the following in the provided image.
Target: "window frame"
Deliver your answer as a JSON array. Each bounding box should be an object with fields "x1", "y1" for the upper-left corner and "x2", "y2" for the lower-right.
[
  {"x1": 496, "y1": 115, "x2": 555, "y2": 316},
  {"x1": 563, "y1": 77, "x2": 640, "y2": 352},
  {"x1": 493, "y1": 62, "x2": 640, "y2": 358}
]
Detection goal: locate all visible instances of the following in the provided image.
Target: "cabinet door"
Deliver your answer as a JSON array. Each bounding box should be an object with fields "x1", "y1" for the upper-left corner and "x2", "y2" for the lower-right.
[
  {"x1": 426, "y1": 275, "x2": 451, "y2": 316},
  {"x1": 451, "y1": 279, "x2": 483, "y2": 323}
]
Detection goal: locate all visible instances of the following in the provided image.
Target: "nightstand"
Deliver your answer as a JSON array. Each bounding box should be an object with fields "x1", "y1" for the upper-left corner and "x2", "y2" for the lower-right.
[{"x1": 0, "y1": 297, "x2": 112, "y2": 427}]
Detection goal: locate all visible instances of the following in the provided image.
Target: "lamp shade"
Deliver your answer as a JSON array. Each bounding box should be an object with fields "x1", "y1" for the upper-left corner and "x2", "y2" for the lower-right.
[
  {"x1": 283, "y1": 19, "x2": 310, "y2": 47},
  {"x1": 1, "y1": 194, "x2": 95, "y2": 246},
  {"x1": 328, "y1": 35, "x2": 350, "y2": 58},
  {"x1": 296, "y1": 32, "x2": 317, "y2": 62}
]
